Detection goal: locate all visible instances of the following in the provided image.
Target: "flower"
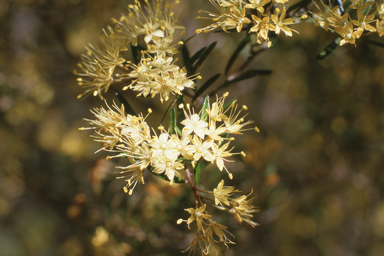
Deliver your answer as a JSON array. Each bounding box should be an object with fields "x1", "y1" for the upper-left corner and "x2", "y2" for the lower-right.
[
  {"x1": 250, "y1": 15, "x2": 276, "y2": 42},
  {"x1": 188, "y1": 135, "x2": 214, "y2": 163},
  {"x1": 229, "y1": 191, "x2": 260, "y2": 227},
  {"x1": 213, "y1": 180, "x2": 238, "y2": 206},
  {"x1": 182, "y1": 234, "x2": 212, "y2": 256},
  {"x1": 335, "y1": 22, "x2": 363, "y2": 46},
  {"x1": 377, "y1": 19, "x2": 384, "y2": 37},
  {"x1": 206, "y1": 220, "x2": 235, "y2": 248},
  {"x1": 244, "y1": 0, "x2": 271, "y2": 14},
  {"x1": 351, "y1": 9, "x2": 376, "y2": 33},
  {"x1": 152, "y1": 155, "x2": 184, "y2": 181},
  {"x1": 183, "y1": 204, "x2": 211, "y2": 231},
  {"x1": 196, "y1": 0, "x2": 250, "y2": 33},
  {"x1": 150, "y1": 132, "x2": 179, "y2": 161},
  {"x1": 181, "y1": 104, "x2": 209, "y2": 139},
  {"x1": 271, "y1": 7, "x2": 298, "y2": 37},
  {"x1": 211, "y1": 142, "x2": 234, "y2": 179}
]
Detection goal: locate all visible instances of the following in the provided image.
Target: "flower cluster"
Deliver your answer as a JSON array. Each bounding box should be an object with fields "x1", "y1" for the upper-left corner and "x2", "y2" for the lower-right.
[
  {"x1": 82, "y1": 93, "x2": 256, "y2": 194},
  {"x1": 75, "y1": 0, "x2": 199, "y2": 102},
  {"x1": 178, "y1": 180, "x2": 259, "y2": 255},
  {"x1": 196, "y1": 0, "x2": 305, "y2": 47},
  {"x1": 311, "y1": 0, "x2": 384, "y2": 45},
  {"x1": 78, "y1": 1, "x2": 261, "y2": 254}
]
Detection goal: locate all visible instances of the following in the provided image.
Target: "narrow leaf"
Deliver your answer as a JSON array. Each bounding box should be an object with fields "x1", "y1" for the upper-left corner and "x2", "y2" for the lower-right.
[
  {"x1": 179, "y1": 35, "x2": 195, "y2": 62},
  {"x1": 225, "y1": 35, "x2": 250, "y2": 75},
  {"x1": 180, "y1": 43, "x2": 190, "y2": 66},
  {"x1": 131, "y1": 44, "x2": 140, "y2": 65},
  {"x1": 114, "y1": 90, "x2": 136, "y2": 115},
  {"x1": 161, "y1": 99, "x2": 177, "y2": 124},
  {"x1": 193, "y1": 73, "x2": 221, "y2": 103},
  {"x1": 361, "y1": 39, "x2": 384, "y2": 48},
  {"x1": 193, "y1": 41, "x2": 217, "y2": 71},
  {"x1": 175, "y1": 126, "x2": 182, "y2": 137},
  {"x1": 219, "y1": 69, "x2": 272, "y2": 90},
  {"x1": 176, "y1": 94, "x2": 185, "y2": 127},
  {"x1": 186, "y1": 47, "x2": 206, "y2": 68},
  {"x1": 194, "y1": 160, "x2": 210, "y2": 184},
  {"x1": 200, "y1": 95, "x2": 210, "y2": 122},
  {"x1": 168, "y1": 107, "x2": 177, "y2": 135},
  {"x1": 152, "y1": 172, "x2": 185, "y2": 183},
  {"x1": 316, "y1": 37, "x2": 341, "y2": 60},
  {"x1": 223, "y1": 99, "x2": 237, "y2": 111}
]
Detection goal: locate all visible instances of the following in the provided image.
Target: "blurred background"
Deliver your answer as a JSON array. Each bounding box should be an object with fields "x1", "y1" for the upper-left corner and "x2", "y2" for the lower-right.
[{"x1": 1, "y1": 0, "x2": 384, "y2": 255}]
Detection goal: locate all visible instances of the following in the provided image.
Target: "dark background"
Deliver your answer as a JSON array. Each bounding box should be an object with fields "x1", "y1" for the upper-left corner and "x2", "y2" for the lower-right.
[{"x1": 1, "y1": 0, "x2": 384, "y2": 255}]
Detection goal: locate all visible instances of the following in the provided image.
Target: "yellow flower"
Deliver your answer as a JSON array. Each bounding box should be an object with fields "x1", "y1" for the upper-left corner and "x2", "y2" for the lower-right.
[
  {"x1": 250, "y1": 15, "x2": 275, "y2": 41},
  {"x1": 75, "y1": 27, "x2": 127, "y2": 99},
  {"x1": 224, "y1": 103, "x2": 254, "y2": 135},
  {"x1": 229, "y1": 191, "x2": 259, "y2": 228},
  {"x1": 335, "y1": 22, "x2": 362, "y2": 46},
  {"x1": 271, "y1": 7, "x2": 298, "y2": 36},
  {"x1": 213, "y1": 180, "x2": 238, "y2": 206},
  {"x1": 244, "y1": 0, "x2": 271, "y2": 14},
  {"x1": 377, "y1": 19, "x2": 384, "y2": 37},
  {"x1": 196, "y1": 0, "x2": 250, "y2": 33},
  {"x1": 206, "y1": 221, "x2": 235, "y2": 248},
  {"x1": 119, "y1": 165, "x2": 145, "y2": 195},
  {"x1": 184, "y1": 204, "x2": 211, "y2": 231},
  {"x1": 225, "y1": 5, "x2": 251, "y2": 32},
  {"x1": 182, "y1": 234, "x2": 212, "y2": 256},
  {"x1": 352, "y1": 9, "x2": 376, "y2": 33},
  {"x1": 211, "y1": 142, "x2": 234, "y2": 178}
]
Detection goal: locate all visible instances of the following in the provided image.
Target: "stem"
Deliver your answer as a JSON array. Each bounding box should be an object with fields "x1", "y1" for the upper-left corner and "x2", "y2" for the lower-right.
[
  {"x1": 195, "y1": 187, "x2": 213, "y2": 194},
  {"x1": 185, "y1": 168, "x2": 204, "y2": 206},
  {"x1": 201, "y1": 195, "x2": 215, "y2": 202}
]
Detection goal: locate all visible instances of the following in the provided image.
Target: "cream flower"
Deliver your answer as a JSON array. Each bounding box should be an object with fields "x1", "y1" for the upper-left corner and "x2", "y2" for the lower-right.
[
  {"x1": 152, "y1": 155, "x2": 184, "y2": 181},
  {"x1": 181, "y1": 105, "x2": 209, "y2": 139}
]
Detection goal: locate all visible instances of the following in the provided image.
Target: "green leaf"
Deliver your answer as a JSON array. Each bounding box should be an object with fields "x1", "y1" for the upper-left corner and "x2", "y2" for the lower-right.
[
  {"x1": 225, "y1": 35, "x2": 250, "y2": 75},
  {"x1": 193, "y1": 41, "x2": 217, "y2": 71},
  {"x1": 185, "y1": 46, "x2": 206, "y2": 71},
  {"x1": 223, "y1": 99, "x2": 237, "y2": 111},
  {"x1": 180, "y1": 43, "x2": 190, "y2": 66},
  {"x1": 175, "y1": 126, "x2": 182, "y2": 137},
  {"x1": 161, "y1": 99, "x2": 177, "y2": 124},
  {"x1": 114, "y1": 90, "x2": 136, "y2": 115},
  {"x1": 194, "y1": 160, "x2": 210, "y2": 184},
  {"x1": 176, "y1": 94, "x2": 185, "y2": 127},
  {"x1": 168, "y1": 107, "x2": 177, "y2": 135},
  {"x1": 193, "y1": 73, "x2": 220, "y2": 103},
  {"x1": 183, "y1": 34, "x2": 196, "y2": 45},
  {"x1": 130, "y1": 43, "x2": 146, "y2": 65},
  {"x1": 151, "y1": 171, "x2": 185, "y2": 183},
  {"x1": 180, "y1": 34, "x2": 195, "y2": 65},
  {"x1": 200, "y1": 95, "x2": 210, "y2": 122},
  {"x1": 316, "y1": 37, "x2": 341, "y2": 61},
  {"x1": 361, "y1": 39, "x2": 384, "y2": 48},
  {"x1": 217, "y1": 69, "x2": 272, "y2": 91}
]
